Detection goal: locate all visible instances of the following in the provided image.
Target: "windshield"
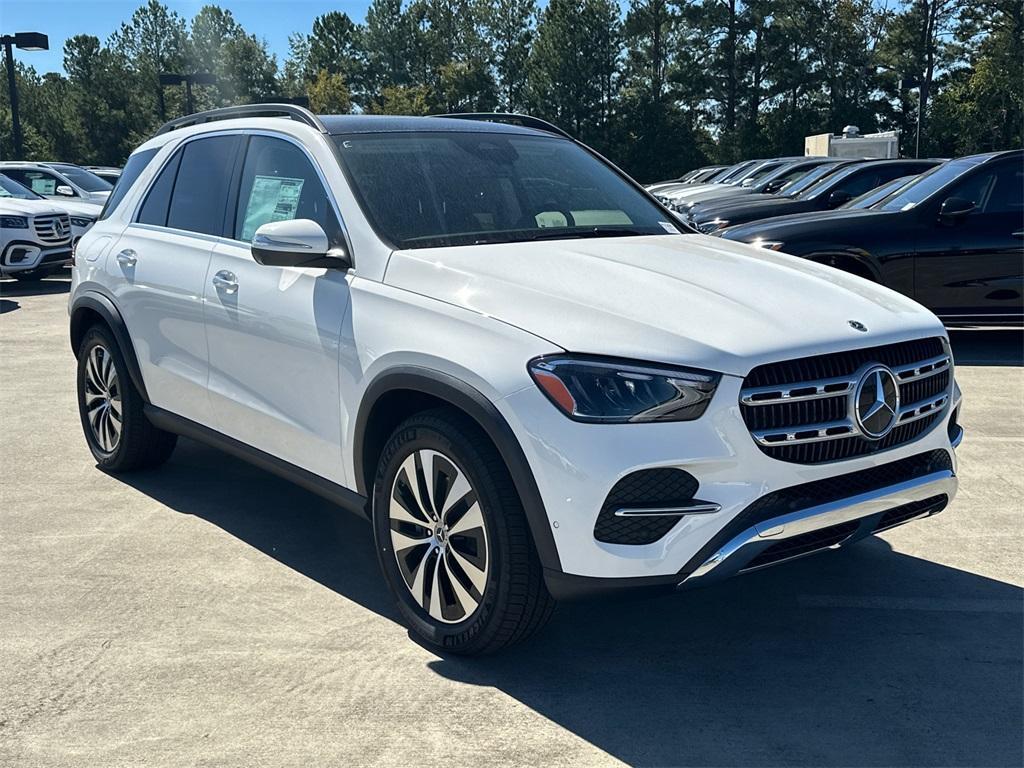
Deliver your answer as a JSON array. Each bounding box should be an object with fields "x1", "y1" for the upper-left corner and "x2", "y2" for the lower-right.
[
  {"x1": 782, "y1": 163, "x2": 845, "y2": 197},
  {"x1": 332, "y1": 132, "x2": 682, "y2": 249},
  {"x1": 841, "y1": 175, "x2": 914, "y2": 209},
  {"x1": 875, "y1": 158, "x2": 977, "y2": 211},
  {"x1": 50, "y1": 165, "x2": 113, "y2": 192},
  {"x1": 0, "y1": 174, "x2": 44, "y2": 199}
]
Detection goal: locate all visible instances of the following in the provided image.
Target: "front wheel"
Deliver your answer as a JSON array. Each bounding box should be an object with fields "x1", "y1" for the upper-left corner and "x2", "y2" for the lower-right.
[{"x1": 372, "y1": 409, "x2": 555, "y2": 654}]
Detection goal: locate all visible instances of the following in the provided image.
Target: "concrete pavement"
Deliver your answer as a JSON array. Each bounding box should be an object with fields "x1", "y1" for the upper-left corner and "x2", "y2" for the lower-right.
[{"x1": 1, "y1": 275, "x2": 1021, "y2": 767}]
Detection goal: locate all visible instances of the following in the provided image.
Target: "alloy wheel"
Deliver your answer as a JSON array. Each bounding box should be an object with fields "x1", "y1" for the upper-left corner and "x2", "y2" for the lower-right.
[
  {"x1": 83, "y1": 344, "x2": 122, "y2": 454},
  {"x1": 388, "y1": 449, "x2": 490, "y2": 624}
]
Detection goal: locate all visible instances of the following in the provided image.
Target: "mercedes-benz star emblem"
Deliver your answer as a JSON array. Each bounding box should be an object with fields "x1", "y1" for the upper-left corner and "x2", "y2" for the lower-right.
[
  {"x1": 54, "y1": 220, "x2": 66, "y2": 237},
  {"x1": 853, "y1": 364, "x2": 900, "y2": 439},
  {"x1": 848, "y1": 320, "x2": 868, "y2": 332}
]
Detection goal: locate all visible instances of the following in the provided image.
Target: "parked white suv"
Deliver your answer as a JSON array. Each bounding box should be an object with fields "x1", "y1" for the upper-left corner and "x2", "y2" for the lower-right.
[
  {"x1": 69, "y1": 106, "x2": 962, "y2": 654},
  {"x1": 1, "y1": 174, "x2": 74, "y2": 280},
  {"x1": 0, "y1": 161, "x2": 113, "y2": 203}
]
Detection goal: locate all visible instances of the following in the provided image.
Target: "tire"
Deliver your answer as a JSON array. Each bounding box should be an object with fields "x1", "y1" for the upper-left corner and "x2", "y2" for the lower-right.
[
  {"x1": 372, "y1": 408, "x2": 555, "y2": 654},
  {"x1": 76, "y1": 324, "x2": 177, "y2": 472}
]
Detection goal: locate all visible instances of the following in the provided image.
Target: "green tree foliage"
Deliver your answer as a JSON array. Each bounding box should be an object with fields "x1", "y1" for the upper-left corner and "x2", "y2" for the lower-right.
[{"x1": 0, "y1": 0, "x2": 1019, "y2": 181}]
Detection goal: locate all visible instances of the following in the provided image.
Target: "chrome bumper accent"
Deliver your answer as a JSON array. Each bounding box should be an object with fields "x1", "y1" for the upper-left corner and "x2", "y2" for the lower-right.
[
  {"x1": 679, "y1": 469, "x2": 957, "y2": 587},
  {"x1": 614, "y1": 501, "x2": 721, "y2": 517}
]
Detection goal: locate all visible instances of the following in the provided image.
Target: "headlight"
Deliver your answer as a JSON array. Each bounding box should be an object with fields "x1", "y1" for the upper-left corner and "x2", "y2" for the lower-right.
[
  {"x1": 0, "y1": 216, "x2": 29, "y2": 228},
  {"x1": 528, "y1": 355, "x2": 720, "y2": 423},
  {"x1": 698, "y1": 219, "x2": 728, "y2": 234},
  {"x1": 753, "y1": 240, "x2": 785, "y2": 251},
  {"x1": 70, "y1": 216, "x2": 95, "y2": 228}
]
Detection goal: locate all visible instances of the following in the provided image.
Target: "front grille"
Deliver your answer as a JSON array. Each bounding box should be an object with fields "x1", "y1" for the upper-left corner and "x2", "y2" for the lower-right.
[
  {"x1": 679, "y1": 449, "x2": 953, "y2": 577},
  {"x1": 594, "y1": 468, "x2": 699, "y2": 545},
  {"x1": 741, "y1": 337, "x2": 951, "y2": 463},
  {"x1": 33, "y1": 214, "x2": 72, "y2": 245}
]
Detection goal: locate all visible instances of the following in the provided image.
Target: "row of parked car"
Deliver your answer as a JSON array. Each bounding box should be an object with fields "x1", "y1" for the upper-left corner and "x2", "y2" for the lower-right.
[
  {"x1": 0, "y1": 162, "x2": 121, "y2": 281},
  {"x1": 649, "y1": 151, "x2": 1023, "y2": 328}
]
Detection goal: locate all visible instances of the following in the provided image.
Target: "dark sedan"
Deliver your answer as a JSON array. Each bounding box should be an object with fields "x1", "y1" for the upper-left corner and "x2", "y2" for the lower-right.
[
  {"x1": 720, "y1": 150, "x2": 1024, "y2": 327},
  {"x1": 690, "y1": 158, "x2": 939, "y2": 234}
]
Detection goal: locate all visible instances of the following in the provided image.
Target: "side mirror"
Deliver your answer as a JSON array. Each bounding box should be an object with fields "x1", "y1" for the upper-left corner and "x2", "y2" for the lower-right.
[
  {"x1": 938, "y1": 196, "x2": 975, "y2": 224},
  {"x1": 55, "y1": 184, "x2": 75, "y2": 197},
  {"x1": 763, "y1": 179, "x2": 785, "y2": 194},
  {"x1": 827, "y1": 190, "x2": 853, "y2": 208},
  {"x1": 250, "y1": 219, "x2": 349, "y2": 269}
]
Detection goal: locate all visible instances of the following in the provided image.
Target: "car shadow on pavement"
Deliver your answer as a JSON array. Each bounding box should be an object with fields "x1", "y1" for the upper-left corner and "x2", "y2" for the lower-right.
[
  {"x1": 118, "y1": 438, "x2": 1023, "y2": 768},
  {"x1": 0, "y1": 275, "x2": 71, "y2": 298},
  {"x1": 948, "y1": 329, "x2": 1023, "y2": 366},
  {"x1": 0, "y1": 298, "x2": 19, "y2": 314}
]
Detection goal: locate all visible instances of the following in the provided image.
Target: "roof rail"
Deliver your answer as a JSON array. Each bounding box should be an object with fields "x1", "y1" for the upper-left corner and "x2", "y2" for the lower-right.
[
  {"x1": 155, "y1": 103, "x2": 328, "y2": 136},
  {"x1": 431, "y1": 113, "x2": 574, "y2": 140}
]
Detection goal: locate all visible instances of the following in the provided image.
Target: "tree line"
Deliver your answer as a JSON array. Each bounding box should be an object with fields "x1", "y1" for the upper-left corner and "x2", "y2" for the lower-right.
[{"x1": 1, "y1": 0, "x2": 1020, "y2": 182}]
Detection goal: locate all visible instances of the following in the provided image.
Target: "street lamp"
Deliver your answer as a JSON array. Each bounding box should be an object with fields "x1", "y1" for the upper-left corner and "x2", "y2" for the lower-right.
[
  {"x1": 898, "y1": 75, "x2": 923, "y2": 160},
  {"x1": 1, "y1": 31, "x2": 49, "y2": 158},
  {"x1": 160, "y1": 72, "x2": 217, "y2": 115}
]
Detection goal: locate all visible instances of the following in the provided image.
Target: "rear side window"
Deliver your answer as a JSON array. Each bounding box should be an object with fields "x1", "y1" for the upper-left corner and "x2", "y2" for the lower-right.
[
  {"x1": 138, "y1": 151, "x2": 182, "y2": 227},
  {"x1": 99, "y1": 148, "x2": 158, "y2": 221},
  {"x1": 166, "y1": 135, "x2": 241, "y2": 236}
]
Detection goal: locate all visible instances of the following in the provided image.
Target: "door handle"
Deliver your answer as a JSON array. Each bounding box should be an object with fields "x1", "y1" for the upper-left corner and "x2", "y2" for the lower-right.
[
  {"x1": 116, "y1": 249, "x2": 137, "y2": 267},
  {"x1": 212, "y1": 270, "x2": 238, "y2": 294}
]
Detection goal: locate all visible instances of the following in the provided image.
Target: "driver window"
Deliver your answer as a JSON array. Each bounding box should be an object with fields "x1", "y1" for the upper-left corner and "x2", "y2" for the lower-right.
[
  {"x1": 234, "y1": 136, "x2": 343, "y2": 244},
  {"x1": 946, "y1": 171, "x2": 997, "y2": 213}
]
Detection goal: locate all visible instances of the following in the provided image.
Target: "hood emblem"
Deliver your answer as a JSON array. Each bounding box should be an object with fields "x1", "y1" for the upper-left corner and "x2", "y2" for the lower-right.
[
  {"x1": 853, "y1": 365, "x2": 900, "y2": 439},
  {"x1": 848, "y1": 320, "x2": 868, "y2": 332}
]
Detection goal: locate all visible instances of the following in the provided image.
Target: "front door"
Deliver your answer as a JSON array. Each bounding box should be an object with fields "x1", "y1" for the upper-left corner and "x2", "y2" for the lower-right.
[
  {"x1": 914, "y1": 159, "x2": 1024, "y2": 324},
  {"x1": 203, "y1": 134, "x2": 352, "y2": 484}
]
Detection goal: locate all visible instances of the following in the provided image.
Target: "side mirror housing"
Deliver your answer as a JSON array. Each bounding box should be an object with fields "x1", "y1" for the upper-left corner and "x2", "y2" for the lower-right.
[
  {"x1": 55, "y1": 184, "x2": 75, "y2": 197},
  {"x1": 763, "y1": 179, "x2": 785, "y2": 194},
  {"x1": 250, "y1": 219, "x2": 350, "y2": 269},
  {"x1": 827, "y1": 190, "x2": 853, "y2": 208},
  {"x1": 938, "y1": 196, "x2": 976, "y2": 224}
]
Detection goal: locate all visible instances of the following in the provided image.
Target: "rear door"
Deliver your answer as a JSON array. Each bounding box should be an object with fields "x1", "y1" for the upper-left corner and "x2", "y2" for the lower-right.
[
  {"x1": 107, "y1": 133, "x2": 242, "y2": 423},
  {"x1": 203, "y1": 133, "x2": 352, "y2": 483},
  {"x1": 913, "y1": 159, "x2": 1024, "y2": 323}
]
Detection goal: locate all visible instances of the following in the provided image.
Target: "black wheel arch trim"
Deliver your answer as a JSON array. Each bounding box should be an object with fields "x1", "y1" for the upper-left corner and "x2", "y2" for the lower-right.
[
  {"x1": 354, "y1": 366, "x2": 563, "y2": 573},
  {"x1": 70, "y1": 292, "x2": 149, "y2": 402}
]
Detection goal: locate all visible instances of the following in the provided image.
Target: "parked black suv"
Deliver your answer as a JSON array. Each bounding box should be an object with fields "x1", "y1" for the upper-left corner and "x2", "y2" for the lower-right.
[{"x1": 721, "y1": 151, "x2": 1024, "y2": 327}]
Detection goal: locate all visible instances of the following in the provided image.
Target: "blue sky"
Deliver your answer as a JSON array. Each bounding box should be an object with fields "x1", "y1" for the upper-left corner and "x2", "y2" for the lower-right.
[{"x1": 1, "y1": 0, "x2": 370, "y2": 75}]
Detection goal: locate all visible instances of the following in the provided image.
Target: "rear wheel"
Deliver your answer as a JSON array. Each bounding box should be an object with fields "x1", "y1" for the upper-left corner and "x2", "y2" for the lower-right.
[
  {"x1": 372, "y1": 409, "x2": 555, "y2": 654},
  {"x1": 76, "y1": 324, "x2": 177, "y2": 471}
]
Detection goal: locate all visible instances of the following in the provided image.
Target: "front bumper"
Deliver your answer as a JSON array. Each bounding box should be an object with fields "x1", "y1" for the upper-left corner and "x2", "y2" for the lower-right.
[
  {"x1": 1, "y1": 240, "x2": 73, "y2": 274},
  {"x1": 501, "y1": 371, "x2": 961, "y2": 595}
]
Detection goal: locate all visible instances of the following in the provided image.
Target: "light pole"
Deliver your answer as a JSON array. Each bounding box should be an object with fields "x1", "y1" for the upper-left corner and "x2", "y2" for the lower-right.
[
  {"x1": 160, "y1": 72, "x2": 217, "y2": 115},
  {"x1": 898, "y1": 75, "x2": 923, "y2": 159},
  {"x1": 1, "y1": 31, "x2": 49, "y2": 158}
]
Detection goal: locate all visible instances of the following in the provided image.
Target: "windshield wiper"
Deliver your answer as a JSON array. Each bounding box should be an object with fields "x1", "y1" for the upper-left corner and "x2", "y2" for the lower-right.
[{"x1": 524, "y1": 227, "x2": 660, "y2": 242}]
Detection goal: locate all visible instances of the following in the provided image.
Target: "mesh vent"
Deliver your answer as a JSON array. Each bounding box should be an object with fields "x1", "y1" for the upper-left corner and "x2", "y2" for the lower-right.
[{"x1": 594, "y1": 468, "x2": 699, "y2": 545}]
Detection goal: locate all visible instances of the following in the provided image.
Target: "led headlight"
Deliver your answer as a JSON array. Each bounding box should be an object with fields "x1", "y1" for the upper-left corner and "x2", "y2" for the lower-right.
[
  {"x1": 0, "y1": 216, "x2": 29, "y2": 229},
  {"x1": 528, "y1": 355, "x2": 720, "y2": 423},
  {"x1": 698, "y1": 219, "x2": 728, "y2": 234},
  {"x1": 70, "y1": 216, "x2": 95, "y2": 228},
  {"x1": 752, "y1": 239, "x2": 785, "y2": 251}
]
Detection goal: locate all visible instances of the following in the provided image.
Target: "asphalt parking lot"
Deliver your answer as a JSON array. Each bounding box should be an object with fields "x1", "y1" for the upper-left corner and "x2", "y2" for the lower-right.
[{"x1": 1, "y1": 274, "x2": 1022, "y2": 768}]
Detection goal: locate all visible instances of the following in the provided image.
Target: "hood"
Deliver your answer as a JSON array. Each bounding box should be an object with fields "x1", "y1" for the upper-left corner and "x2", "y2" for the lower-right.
[
  {"x1": 383, "y1": 234, "x2": 944, "y2": 377},
  {"x1": 0, "y1": 198, "x2": 66, "y2": 217},
  {"x1": 721, "y1": 208, "x2": 895, "y2": 242},
  {"x1": 86, "y1": 191, "x2": 110, "y2": 203},
  {"x1": 46, "y1": 199, "x2": 102, "y2": 217}
]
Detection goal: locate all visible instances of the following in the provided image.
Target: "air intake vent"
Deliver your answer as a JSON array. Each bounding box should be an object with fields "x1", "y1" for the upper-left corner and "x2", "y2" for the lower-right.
[{"x1": 594, "y1": 468, "x2": 699, "y2": 545}]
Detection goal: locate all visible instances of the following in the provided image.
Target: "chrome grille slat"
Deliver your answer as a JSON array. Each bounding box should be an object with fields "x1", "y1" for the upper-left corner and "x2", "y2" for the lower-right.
[
  {"x1": 740, "y1": 338, "x2": 951, "y2": 464},
  {"x1": 33, "y1": 214, "x2": 72, "y2": 245}
]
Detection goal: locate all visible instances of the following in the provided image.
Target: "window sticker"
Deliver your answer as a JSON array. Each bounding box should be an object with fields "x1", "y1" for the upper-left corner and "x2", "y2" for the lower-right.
[
  {"x1": 31, "y1": 177, "x2": 57, "y2": 195},
  {"x1": 240, "y1": 175, "x2": 305, "y2": 240},
  {"x1": 659, "y1": 220, "x2": 677, "y2": 233}
]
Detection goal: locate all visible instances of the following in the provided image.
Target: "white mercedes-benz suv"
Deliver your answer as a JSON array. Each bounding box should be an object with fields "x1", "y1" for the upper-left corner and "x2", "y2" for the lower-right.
[{"x1": 69, "y1": 106, "x2": 962, "y2": 654}]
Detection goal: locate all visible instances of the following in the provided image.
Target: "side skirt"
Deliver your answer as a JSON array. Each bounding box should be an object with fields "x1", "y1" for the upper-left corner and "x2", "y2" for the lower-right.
[{"x1": 144, "y1": 405, "x2": 369, "y2": 519}]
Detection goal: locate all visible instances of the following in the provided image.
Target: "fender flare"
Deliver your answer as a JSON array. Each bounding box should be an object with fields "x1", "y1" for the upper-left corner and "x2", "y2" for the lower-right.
[
  {"x1": 804, "y1": 249, "x2": 882, "y2": 282},
  {"x1": 69, "y1": 292, "x2": 149, "y2": 402},
  {"x1": 353, "y1": 367, "x2": 562, "y2": 572}
]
